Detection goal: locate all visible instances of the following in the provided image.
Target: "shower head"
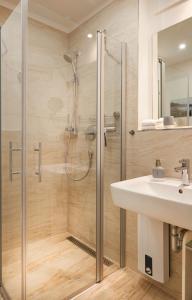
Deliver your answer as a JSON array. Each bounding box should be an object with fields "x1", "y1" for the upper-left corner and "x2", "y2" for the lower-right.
[
  {"x1": 64, "y1": 54, "x2": 72, "y2": 64},
  {"x1": 63, "y1": 53, "x2": 78, "y2": 79}
]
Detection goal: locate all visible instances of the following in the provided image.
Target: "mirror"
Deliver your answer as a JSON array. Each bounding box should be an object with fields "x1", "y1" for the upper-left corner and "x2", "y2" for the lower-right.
[{"x1": 158, "y1": 17, "x2": 192, "y2": 128}]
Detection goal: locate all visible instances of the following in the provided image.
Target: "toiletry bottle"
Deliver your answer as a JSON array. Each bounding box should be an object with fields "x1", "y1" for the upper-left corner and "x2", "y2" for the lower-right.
[
  {"x1": 182, "y1": 168, "x2": 189, "y2": 186},
  {"x1": 152, "y1": 159, "x2": 165, "y2": 178}
]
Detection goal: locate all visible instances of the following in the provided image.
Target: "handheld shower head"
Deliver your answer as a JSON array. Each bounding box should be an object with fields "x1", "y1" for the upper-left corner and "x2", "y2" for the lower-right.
[
  {"x1": 63, "y1": 54, "x2": 77, "y2": 78},
  {"x1": 64, "y1": 54, "x2": 72, "y2": 64}
]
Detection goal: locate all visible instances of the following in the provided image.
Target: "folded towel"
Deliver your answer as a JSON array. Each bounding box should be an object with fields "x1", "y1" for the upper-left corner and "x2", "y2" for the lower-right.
[
  {"x1": 141, "y1": 118, "x2": 164, "y2": 130},
  {"x1": 157, "y1": 118, "x2": 164, "y2": 124},
  {"x1": 142, "y1": 119, "x2": 157, "y2": 126}
]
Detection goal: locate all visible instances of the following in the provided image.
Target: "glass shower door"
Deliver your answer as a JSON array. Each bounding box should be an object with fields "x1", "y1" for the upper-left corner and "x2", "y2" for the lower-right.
[
  {"x1": 0, "y1": 0, "x2": 126, "y2": 298},
  {"x1": 96, "y1": 31, "x2": 127, "y2": 281},
  {"x1": 26, "y1": 4, "x2": 97, "y2": 298},
  {"x1": 103, "y1": 35, "x2": 122, "y2": 272},
  {"x1": 103, "y1": 35, "x2": 127, "y2": 276},
  {"x1": 1, "y1": 1, "x2": 23, "y2": 299}
]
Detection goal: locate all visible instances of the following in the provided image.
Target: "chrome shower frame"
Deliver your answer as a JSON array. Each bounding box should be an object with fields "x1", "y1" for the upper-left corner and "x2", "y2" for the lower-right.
[
  {"x1": 21, "y1": 2, "x2": 28, "y2": 299},
  {"x1": 120, "y1": 41, "x2": 127, "y2": 268},
  {"x1": 96, "y1": 30, "x2": 104, "y2": 282},
  {"x1": 96, "y1": 31, "x2": 127, "y2": 281}
]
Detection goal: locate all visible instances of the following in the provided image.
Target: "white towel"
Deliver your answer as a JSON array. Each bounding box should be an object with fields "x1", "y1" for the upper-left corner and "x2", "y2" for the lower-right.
[
  {"x1": 142, "y1": 118, "x2": 163, "y2": 130},
  {"x1": 142, "y1": 119, "x2": 157, "y2": 126}
]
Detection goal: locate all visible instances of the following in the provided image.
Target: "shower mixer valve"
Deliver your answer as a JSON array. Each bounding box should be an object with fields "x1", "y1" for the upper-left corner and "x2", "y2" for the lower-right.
[{"x1": 65, "y1": 126, "x2": 78, "y2": 136}]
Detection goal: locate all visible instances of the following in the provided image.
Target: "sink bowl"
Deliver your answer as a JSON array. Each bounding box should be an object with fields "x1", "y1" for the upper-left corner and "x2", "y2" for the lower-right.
[{"x1": 111, "y1": 175, "x2": 192, "y2": 230}]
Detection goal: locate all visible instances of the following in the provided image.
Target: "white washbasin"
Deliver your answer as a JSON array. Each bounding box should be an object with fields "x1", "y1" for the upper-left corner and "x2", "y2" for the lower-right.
[{"x1": 111, "y1": 175, "x2": 192, "y2": 230}]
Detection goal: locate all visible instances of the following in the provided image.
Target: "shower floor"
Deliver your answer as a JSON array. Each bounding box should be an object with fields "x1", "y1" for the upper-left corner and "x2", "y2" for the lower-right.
[{"x1": 2, "y1": 234, "x2": 117, "y2": 300}]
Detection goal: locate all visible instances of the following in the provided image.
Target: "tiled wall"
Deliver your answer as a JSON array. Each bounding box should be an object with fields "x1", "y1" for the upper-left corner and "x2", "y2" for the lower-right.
[{"x1": 0, "y1": 0, "x2": 189, "y2": 298}]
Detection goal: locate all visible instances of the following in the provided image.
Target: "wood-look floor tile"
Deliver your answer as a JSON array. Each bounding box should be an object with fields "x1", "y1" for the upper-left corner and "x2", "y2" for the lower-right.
[
  {"x1": 74, "y1": 268, "x2": 176, "y2": 300},
  {"x1": 3, "y1": 235, "x2": 117, "y2": 300}
]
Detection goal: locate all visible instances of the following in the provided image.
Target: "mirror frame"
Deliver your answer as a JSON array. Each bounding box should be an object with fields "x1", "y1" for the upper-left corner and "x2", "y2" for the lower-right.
[{"x1": 138, "y1": 0, "x2": 192, "y2": 131}]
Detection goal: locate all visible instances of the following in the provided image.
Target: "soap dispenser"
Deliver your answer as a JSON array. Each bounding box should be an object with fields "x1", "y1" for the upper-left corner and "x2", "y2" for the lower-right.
[{"x1": 152, "y1": 159, "x2": 165, "y2": 179}]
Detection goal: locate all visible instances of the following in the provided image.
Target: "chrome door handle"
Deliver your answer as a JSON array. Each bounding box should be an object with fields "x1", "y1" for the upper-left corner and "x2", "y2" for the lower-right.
[
  {"x1": 34, "y1": 142, "x2": 42, "y2": 182},
  {"x1": 9, "y1": 141, "x2": 22, "y2": 182}
]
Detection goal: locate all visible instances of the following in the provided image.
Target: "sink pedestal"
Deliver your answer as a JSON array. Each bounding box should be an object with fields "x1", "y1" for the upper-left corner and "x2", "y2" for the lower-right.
[{"x1": 138, "y1": 215, "x2": 170, "y2": 283}]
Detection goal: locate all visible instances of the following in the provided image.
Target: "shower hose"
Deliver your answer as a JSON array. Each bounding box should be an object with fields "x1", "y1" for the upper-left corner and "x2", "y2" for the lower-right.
[{"x1": 65, "y1": 134, "x2": 93, "y2": 181}]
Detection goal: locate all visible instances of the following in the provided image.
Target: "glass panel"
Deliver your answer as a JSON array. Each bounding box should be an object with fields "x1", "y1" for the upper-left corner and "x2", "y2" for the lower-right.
[
  {"x1": 26, "y1": 2, "x2": 97, "y2": 298},
  {"x1": 1, "y1": 2, "x2": 23, "y2": 299},
  {"x1": 103, "y1": 35, "x2": 122, "y2": 275}
]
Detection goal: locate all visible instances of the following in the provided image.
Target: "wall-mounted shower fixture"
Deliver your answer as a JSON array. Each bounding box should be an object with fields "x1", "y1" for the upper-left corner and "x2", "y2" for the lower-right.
[
  {"x1": 65, "y1": 125, "x2": 78, "y2": 137},
  {"x1": 64, "y1": 53, "x2": 79, "y2": 87},
  {"x1": 64, "y1": 51, "x2": 94, "y2": 182},
  {"x1": 85, "y1": 124, "x2": 116, "y2": 147},
  {"x1": 85, "y1": 111, "x2": 118, "y2": 146},
  {"x1": 64, "y1": 52, "x2": 79, "y2": 136},
  {"x1": 104, "y1": 126, "x2": 116, "y2": 147}
]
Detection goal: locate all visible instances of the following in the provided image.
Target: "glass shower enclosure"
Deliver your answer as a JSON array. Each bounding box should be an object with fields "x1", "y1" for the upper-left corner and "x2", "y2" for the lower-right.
[{"x1": 0, "y1": 1, "x2": 127, "y2": 299}]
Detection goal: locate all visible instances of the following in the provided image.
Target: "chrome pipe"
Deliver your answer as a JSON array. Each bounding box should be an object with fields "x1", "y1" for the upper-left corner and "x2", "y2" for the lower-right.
[
  {"x1": 170, "y1": 225, "x2": 188, "y2": 252},
  {"x1": 171, "y1": 225, "x2": 178, "y2": 252},
  {"x1": 21, "y1": 1, "x2": 28, "y2": 299}
]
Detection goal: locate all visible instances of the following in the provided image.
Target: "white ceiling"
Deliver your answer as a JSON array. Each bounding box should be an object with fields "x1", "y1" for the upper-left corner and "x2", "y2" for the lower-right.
[
  {"x1": 0, "y1": 0, "x2": 114, "y2": 33},
  {"x1": 158, "y1": 17, "x2": 192, "y2": 65},
  {"x1": 154, "y1": 0, "x2": 187, "y2": 14}
]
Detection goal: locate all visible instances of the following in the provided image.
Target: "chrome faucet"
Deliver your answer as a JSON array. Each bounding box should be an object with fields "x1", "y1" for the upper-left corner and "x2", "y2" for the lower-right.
[{"x1": 174, "y1": 159, "x2": 190, "y2": 186}]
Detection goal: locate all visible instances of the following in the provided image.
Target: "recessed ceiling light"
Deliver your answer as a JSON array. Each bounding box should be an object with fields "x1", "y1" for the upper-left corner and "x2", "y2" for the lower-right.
[
  {"x1": 178, "y1": 43, "x2": 186, "y2": 50},
  {"x1": 87, "y1": 33, "x2": 93, "y2": 39}
]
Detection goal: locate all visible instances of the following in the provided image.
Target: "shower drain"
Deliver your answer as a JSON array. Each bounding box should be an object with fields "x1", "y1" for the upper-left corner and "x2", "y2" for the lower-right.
[{"x1": 67, "y1": 236, "x2": 113, "y2": 266}]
